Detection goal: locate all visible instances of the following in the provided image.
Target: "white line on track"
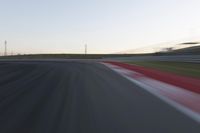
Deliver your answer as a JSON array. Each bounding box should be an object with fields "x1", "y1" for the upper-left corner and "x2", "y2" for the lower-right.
[{"x1": 102, "y1": 63, "x2": 200, "y2": 124}]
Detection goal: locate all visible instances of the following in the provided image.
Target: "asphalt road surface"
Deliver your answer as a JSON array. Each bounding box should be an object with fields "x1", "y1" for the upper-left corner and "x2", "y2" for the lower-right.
[{"x1": 0, "y1": 61, "x2": 199, "y2": 133}]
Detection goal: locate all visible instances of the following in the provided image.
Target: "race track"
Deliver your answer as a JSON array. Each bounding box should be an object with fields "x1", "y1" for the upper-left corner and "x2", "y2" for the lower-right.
[{"x1": 0, "y1": 61, "x2": 199, "y2": 133}]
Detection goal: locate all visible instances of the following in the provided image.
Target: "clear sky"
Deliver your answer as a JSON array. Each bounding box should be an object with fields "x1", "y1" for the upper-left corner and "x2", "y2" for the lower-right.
[{"x1": 1, "y1": 0, "x2": 200, "y2": 54}]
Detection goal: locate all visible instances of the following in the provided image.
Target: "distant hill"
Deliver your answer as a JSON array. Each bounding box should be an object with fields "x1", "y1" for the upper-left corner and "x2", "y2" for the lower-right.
[
  {"x1": 153, "y1": 45, "x2": 200, "y2": 55},
  {"x1": 0, "y1": 45, "x2": 199, "y2": 60},
  {"x1": 170, "y1": 45, "x2": 200, "y2": 55}
]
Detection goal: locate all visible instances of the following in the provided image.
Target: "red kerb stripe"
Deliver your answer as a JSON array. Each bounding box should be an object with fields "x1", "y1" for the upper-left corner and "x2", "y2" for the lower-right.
[{"x1": 104, "y1": 61, "x2": 200, "y2": 94}]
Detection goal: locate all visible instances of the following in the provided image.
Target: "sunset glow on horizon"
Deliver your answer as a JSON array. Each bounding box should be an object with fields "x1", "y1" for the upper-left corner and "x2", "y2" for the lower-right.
[{"x1": 1, "y1": 0, "x2": 200, "y2": 55}]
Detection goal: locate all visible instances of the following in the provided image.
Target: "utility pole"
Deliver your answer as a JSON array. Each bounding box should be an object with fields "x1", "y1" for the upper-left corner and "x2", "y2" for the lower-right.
[
  {"x1": 4, "y1": 40, "x2": 7, "y2": 56},
  {"x1": 85, "y1": 43, "x2": 87, "y2": 55}
]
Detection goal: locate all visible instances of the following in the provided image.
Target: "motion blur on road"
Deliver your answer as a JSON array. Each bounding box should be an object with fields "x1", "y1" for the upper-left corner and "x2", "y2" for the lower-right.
[
  {"x1": 1, "y1": 0, "x2": 200, "y2": 132},
  {"x1": 0, "y1": 60, "x2": 199, "y2": 133}
]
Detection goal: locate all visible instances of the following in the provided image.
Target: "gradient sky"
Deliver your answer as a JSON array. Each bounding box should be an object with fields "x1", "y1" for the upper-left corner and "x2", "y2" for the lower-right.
[{"x1": 1, "y1": 0, "x2": 200, "y2": 54}]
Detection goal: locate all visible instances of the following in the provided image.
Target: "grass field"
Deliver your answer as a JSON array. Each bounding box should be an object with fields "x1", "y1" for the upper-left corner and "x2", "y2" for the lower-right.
[{"x1": 126, "y1": 61, "x2": 200, "y2": 78}]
